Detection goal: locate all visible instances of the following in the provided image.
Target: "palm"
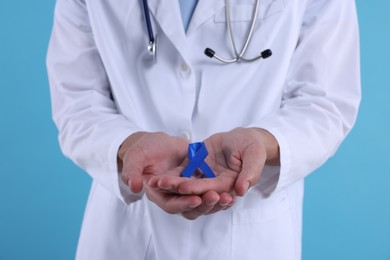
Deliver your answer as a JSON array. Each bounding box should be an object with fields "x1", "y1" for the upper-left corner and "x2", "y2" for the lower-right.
[
  {"x1": 141, "y1": 128, "x2": 269, "y2": 219},
  {"x1": 201, "y1": 136, "x2": 242, "y2": 192},
  {"x1": 153, "y1": 128, "x2": 266, "y2": 196},
  {"x1": 121, "y1": 132, "x2": 188, "y2": 193}
]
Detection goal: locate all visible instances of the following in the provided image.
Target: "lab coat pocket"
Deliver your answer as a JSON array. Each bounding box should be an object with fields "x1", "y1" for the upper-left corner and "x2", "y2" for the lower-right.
[
  {"x1": 214, "y1": 0, "x2": 284, "y2": 23},
  {"x1": 212, "y1": 0, "x2": 284, "y2": 59},
  {"x1": 231, "y1": 195, "x2": 297, "y2": 260}
]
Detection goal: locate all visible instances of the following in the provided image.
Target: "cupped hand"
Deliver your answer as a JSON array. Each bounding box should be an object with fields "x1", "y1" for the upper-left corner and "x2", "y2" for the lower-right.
[
  {"x1": 118, "y1": 132, "x2": 189, "y2": 193},
  {"x1": 153, "y1": 127, "x2": 279, "y2": 197},
  {"x1": 118, "y1": 128, "x2": 278, "y2": 220},
  {"x1": 146, "y1": 175, "x2": 236, "y2": 220},
  {"x1": 118, "y1": 131, "x2": 236, "y2": 219},
  {"x1": 181, "y1": 127, "x2": 267, "y2": 196}
]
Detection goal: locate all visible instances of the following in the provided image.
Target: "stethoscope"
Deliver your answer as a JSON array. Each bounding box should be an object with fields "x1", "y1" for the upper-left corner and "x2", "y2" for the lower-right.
[{"x1": 141, "y1": 0, "x2": 272, "y2": 63}]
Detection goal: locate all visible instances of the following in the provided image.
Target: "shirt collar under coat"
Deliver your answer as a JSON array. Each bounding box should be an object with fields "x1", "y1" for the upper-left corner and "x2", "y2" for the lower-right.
[{"x1": 147, "y1": 0, "x2": 225, "y2": 62}]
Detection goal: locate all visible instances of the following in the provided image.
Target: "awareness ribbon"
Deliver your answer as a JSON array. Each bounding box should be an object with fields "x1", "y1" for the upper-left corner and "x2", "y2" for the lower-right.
[{"x1": 181, "y1": 142, "x2": 216, "y2": 178}]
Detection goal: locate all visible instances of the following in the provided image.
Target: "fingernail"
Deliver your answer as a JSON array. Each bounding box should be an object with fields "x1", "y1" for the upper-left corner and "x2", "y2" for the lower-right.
[
  {"x1": 161, "y1": 184, "x2": 173, "y2": 190},
  {"x1": 147, "y1": 179, "x2": 154, "y2": 187},
  {"x1": 219, "y1": 202, "x2": 229, "y2": 207},
  {"x1": 244, "y1": 181, "x2": 250, "y2": 193},
  {"x1": 205, "y1": 201, "x2": 217, "y2": 206}
]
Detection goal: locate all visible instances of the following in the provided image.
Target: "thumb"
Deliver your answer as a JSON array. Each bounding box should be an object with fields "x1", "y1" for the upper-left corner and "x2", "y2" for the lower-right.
[
  {"x1": 122, "y1": 147, "x2": 146, "y2": 193},
  {"x1": 235, "y1": 144, "x2": 265, "y2": 196}
]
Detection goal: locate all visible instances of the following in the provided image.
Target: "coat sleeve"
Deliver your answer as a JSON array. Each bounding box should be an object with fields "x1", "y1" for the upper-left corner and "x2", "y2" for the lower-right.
[
  {"x1": 46, "y1": 0, "x2": 143, "y2": 204},
  {"x1": 248, "y1": 0, "x2": 361, "y2": 195}
]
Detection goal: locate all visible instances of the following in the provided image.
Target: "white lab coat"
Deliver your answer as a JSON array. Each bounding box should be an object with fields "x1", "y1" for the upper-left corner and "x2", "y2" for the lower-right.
[{"x1": 47, "y1": 0, "x2": 360, "y2": 259}]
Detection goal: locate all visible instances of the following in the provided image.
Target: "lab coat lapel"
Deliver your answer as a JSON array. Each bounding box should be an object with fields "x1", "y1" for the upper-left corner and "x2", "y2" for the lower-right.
[
  {"x1": 187, "y1": 0, "x2": 224, "y2": 34},
  {"x1": 147, "y1": 0, "x2": 188, "y2": 59}
]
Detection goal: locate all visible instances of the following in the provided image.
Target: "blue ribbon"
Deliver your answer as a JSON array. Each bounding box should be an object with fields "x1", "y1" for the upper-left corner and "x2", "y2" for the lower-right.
[{"x1": 181, "y1": 142, "x2": 216, "y2": 178}]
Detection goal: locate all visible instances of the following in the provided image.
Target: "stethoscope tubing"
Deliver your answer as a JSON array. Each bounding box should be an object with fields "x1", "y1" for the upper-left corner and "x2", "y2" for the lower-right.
[
  {"x1": 142, "y1": 0, "x2": 156, "y2": 55},
  {"x1": 141, "y1": 0, "x2": 271, "y2": 63},
  {"x1": 218, "y1": 0, "x2": 266, "y2": 63}
]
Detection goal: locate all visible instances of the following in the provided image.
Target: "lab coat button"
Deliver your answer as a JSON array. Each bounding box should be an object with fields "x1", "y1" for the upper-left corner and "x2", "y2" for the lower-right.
[{"x1": 180, "y1": 63, "x2": 190, "y2": 73}]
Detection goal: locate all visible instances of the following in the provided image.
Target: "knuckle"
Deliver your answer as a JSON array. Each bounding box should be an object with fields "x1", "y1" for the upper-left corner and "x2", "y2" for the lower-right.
[
  {"x1": 165, "y1": 209, "x2": 178, "y2": 215},
  {"x1": 162, "y1": 204, "x2": 180, "y2": 215},
  {"x1": 181, "y1": 212, "x2": 198, "y2": 221},
  {"x1": 121, "y1": 174, "x2": 129, "y2": 184}
]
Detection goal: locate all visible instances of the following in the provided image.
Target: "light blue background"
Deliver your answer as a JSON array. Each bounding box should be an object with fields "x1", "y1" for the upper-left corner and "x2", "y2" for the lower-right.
[{"x1": 0, "y1": 1, "x2": 389, "y2": 259}]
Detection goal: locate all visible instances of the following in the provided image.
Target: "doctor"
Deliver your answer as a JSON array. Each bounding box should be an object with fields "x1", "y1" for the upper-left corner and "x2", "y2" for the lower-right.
[{"x1": 47, "y1": 0, "x2": 360, "y2": 259}]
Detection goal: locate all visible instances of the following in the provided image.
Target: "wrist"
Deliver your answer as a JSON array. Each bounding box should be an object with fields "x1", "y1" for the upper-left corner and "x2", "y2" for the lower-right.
[
  {"x1": 252, "y1": 128, "x2": 280, "y2": 165},
  {"x1": 118, "y1": 132, "x2": 146, "y2": 162}
]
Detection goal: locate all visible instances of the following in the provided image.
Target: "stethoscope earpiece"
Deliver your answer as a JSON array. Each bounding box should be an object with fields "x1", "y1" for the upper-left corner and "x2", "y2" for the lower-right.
[
  {"x1": 204, "y1": 48, "x2": 216, "y2": 58},
  {"x1": 204, "y1": 48, "x2": 272, "y2": 63},
  {"x1": 261, "y1": 49, "x2": 273, "y2": 59}
]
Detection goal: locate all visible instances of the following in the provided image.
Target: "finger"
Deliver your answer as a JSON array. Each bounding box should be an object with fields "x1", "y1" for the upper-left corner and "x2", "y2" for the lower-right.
[
  {"x1": 181, "y1": 191, "x2": 220, "y2": 220},
  {"x1": 146, "y1": 188, "x2": 202, "y2": 214},
  {"x1": 235, "y1": 144, "x2": 266, "y2": 196},
  {"x1": 156, "y1": 167, "x2": 186, "y2": 191},
  {"x1": 146, "y1": 167, "x2": 187, "y2": 193},
  {"x1": 218, "y1": 192, "x2": 234, "y2": 206},
  {"x1": 146, "y1": 175, "x2": 160, "y2": 189},
  {"x1": 178, "y1": 172, "x2": 236, "y2": 195},
  {"x1": 228, "y1": 196, "x2": 237, "y2": 207},
  {"x1": 122, "y1": 147, "x2": 146, "y2": 193},
  {"x1": 147, "y1": 175, "x2": 186, "y2": 195},
  {"x1": 205, "y1": 192, "x2": 234, "y2": 215}
]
